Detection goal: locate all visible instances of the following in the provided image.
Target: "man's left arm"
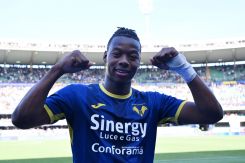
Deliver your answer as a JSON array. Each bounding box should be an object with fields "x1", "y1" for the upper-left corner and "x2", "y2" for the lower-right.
[
  {"x1": 178, "y1": 75, "x2": 223, "y2": 124},
  {"x1": 151, "y1": 47, "x2": 223, "y2": 124}
]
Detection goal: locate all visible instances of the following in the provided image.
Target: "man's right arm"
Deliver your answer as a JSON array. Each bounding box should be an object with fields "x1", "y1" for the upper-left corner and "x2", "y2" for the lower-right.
[{"x1": 12, "y1": 50, "x2": 92, "y2": 129}]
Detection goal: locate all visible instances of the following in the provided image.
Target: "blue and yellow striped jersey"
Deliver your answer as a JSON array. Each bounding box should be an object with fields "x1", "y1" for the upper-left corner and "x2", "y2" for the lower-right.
[{"x1": 45, "y1": 83, "x2": 185, "y2": 163}]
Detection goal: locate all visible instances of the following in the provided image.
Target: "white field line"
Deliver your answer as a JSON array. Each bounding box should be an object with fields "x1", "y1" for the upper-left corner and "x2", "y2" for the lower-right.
[{"x1": 154, "y1": 156, "x2": 245, "y2": 162}]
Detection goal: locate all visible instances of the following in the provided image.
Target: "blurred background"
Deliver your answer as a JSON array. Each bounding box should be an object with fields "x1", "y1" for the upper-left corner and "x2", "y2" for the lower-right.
[{"x1": 0, "y1": 0, "x2": 245, "y2": 162}]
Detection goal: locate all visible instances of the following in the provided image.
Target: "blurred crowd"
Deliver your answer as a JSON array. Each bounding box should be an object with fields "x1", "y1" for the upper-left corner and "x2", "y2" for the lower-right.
[
  {"x1": 0, "y1": 64, "x2": 244, "y2": 121},
  {"x1": 0, "y1": 64, "x2": 244, "y2": 84}
]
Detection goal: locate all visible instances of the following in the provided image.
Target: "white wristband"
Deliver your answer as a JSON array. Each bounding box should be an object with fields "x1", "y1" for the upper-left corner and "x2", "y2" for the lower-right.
[{"x1": 166, "y1": 53, "x2": 197, "y2": 83}]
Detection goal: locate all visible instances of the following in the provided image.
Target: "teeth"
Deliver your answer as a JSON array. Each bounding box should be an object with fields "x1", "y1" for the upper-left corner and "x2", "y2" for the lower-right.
[{"x1": 117, "y1": 70, "x2": 127, "y2": 73}]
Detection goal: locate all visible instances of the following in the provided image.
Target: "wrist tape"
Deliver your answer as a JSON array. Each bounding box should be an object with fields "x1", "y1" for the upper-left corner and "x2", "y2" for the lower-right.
[{"x1": 166, "y1": 53, "x2": 197, "y2": 83}]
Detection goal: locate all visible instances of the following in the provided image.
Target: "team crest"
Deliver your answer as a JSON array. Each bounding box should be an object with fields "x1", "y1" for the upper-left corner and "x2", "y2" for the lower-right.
[{"x1": 133, "y1": 105, "x2": 148, "y2": 117}]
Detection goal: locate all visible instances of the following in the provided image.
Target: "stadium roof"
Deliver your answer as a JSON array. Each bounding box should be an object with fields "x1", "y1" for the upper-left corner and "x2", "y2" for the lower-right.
[{"x1": 0, "y1": 39, "x2": 245, "y2": 65}]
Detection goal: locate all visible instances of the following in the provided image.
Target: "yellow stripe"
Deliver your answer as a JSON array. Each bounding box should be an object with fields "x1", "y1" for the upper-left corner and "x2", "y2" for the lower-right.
[
  {"x1": 44, "y1": 104, "x2": 65, "y2": 123},
  {"x1": 67, "y1": 122, "x2": 73, "y2": 145},
  {"x1": 44, "y1": 104, "x2": 55, "y2": 123},
  {"x1": 53, "y1": 113, "x2": 65, "y2": 121},
  {"x1": 159, "y1": 117, "x2": 175, "y2": 124},
  {"x1": 158, "y1": 101, "x2": 187, "y2": 125},
  {"x1": 174, "y1": 101, "x2": 187, "y2": 125},
  {"x1": 99, "y1": 83, "x2": 132, "y2": 99}
]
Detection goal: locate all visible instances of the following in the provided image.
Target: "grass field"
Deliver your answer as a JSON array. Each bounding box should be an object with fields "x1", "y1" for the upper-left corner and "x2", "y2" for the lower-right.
[{"x1": 0, "y1": 136, "x2": 245, "y2": 163}]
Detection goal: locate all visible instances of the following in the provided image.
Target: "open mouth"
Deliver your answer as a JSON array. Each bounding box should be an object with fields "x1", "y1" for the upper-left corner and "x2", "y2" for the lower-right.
[{"x1": 115, "y1": 69, "x2": 130, "y2": 77}]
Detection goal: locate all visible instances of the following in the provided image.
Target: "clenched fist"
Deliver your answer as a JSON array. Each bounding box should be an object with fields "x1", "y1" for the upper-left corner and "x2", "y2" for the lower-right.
[
  {"x1": 151, "y1": 47, "x2": 197, "y2": 83},
  {"x1": 150, "y1": 47, "x2": 178, "y2": 70},
  {"x1": 55, "y1": 50, "x2": 92, "y2": 74}
]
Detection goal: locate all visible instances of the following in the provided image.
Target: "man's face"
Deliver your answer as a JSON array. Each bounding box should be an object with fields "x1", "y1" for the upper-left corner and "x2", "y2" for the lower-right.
[{"x1": 104, "y1": 36, "x2": 141, "y2": 83}]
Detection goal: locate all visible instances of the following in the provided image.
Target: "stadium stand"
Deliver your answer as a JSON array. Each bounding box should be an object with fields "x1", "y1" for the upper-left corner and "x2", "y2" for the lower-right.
[
  {"x1": 0, "y1": 64, "x2": 244, "y2": 83},
  {"x1": 0, "y1": 39, "x2": 245, "y2": 139}
]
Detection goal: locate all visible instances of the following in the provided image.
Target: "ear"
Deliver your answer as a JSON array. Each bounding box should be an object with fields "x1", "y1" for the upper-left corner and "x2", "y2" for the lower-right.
[{"x1": 103, "y1": 51, "x2": 107, "y2": 63}]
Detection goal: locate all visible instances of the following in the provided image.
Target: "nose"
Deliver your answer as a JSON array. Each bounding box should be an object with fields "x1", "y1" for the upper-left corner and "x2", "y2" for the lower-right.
[{"x1": 118, "y1": 55, "x2": 129, "y2": 67}]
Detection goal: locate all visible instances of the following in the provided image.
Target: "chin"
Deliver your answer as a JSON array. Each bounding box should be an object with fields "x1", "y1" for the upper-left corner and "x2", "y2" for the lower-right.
[
  {"x1": 114, "y1": 78, "x2": 132, "y2": 84},
  {"x1": 109, "y1": 76, "x2": 132, "y2": 84}
]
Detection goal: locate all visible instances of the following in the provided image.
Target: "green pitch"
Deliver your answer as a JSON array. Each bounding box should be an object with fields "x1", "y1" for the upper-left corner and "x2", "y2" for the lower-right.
[{"x1": 0, "y1": 136, "x2": 245, "y2": 163}]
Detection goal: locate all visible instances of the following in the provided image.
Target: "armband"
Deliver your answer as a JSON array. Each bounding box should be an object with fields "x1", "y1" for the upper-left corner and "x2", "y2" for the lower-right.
[{"x1": 166, "y1": 53, "x2": 197, "y2": 83}]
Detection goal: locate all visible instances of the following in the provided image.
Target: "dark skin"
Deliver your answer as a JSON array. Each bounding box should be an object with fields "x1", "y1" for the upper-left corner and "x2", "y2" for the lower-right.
[
  {"x1": 12, "y1": 50, "x2": 93, "y2": 128},
  {"x1": 12, "y1": 36, "x2": 223, "y2": 129},
  {"x1": 151, "y1": 48, "x2": 223, "y2": 124},
  {"x1": 103, "y1": 36, "x2": 141, "y2": 95}
]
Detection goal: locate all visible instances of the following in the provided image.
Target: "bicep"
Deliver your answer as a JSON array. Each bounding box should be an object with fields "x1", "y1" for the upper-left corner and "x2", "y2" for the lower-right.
[
  {"x1": 178, "y1": 102, "x2": 214, "y2": 124},
  {"x1": 32, "y1": 107, "x2": 52, "y2": 126},
  {"x1": 12, "y1": 106, "x2": 51, "y2": 129}
]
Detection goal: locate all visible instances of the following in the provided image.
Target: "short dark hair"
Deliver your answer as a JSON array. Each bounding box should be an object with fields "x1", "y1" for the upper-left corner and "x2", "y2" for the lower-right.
[{"x1": 107, "y1": 27, "x2": 141, "y2": 49}]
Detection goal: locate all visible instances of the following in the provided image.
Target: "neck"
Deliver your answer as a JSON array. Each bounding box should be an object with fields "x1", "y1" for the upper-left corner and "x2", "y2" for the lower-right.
[{"x1": 103, "y1": 77, "x2": 131, "y2": 95}]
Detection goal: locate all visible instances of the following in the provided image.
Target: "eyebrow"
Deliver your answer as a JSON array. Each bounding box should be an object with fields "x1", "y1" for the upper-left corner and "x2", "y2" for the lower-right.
[{"x1": 112, "y1": 47, "x2": 139, "y2": 54}]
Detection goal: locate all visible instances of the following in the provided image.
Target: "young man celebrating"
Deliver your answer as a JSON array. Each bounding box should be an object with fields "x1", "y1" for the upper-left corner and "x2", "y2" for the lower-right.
[{"x1": 12, "y1": 27, "x2": 223, "y2": 162}]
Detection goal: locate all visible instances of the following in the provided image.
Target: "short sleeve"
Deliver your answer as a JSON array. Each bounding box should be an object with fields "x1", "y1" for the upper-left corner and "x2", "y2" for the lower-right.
[
  {"x1": 44, "y1": 85, "x2": 74, "y2": 123},
  {"x1": 155, "y1": 92, "x2": 187, "y2": 125}
]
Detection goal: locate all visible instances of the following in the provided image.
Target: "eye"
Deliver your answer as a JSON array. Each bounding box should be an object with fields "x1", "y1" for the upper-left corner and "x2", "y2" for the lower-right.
[
  {"x1": 111, "y1": 51, "x2": 121, "y2": 58},
  {"x1": 129, "y1": 54, "x2": 139, "y2": 61}
]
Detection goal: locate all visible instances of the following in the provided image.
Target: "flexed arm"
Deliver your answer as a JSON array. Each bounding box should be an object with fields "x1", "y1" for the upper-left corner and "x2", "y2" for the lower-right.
[
  {"x1": 151, "y1": 47, "x2": 223, "y2": 124},
  {"x1": 12, "y1": 50, "x2": 92, "y2": 129}
]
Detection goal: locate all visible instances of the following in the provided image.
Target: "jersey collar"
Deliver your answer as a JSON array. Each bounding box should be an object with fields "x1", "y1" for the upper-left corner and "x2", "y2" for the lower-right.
[{"x1": 99, "y1": 83, "x2": 132, "y2": 99}]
